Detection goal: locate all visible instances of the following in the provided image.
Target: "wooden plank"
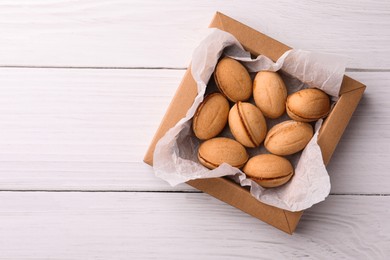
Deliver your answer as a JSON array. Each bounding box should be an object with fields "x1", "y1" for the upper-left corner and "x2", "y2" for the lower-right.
[
  {"x1": 0, "y1": 68, "x2": 194, "y2": 191},
  {"x1": 0, "y1": 0, "x2": 389, "y2": 69},
  {"x1": 0, "y1": 68, "x2": 388, "y2": 193},
  {"x1": 0, "y1": 192, "x2": 388, "y2": 259}
]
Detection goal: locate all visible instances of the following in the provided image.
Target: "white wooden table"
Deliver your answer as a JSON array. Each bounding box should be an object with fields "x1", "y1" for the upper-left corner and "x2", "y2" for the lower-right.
[{"x1": 0, "y1": 1, "x2": 389, "y2": 258}]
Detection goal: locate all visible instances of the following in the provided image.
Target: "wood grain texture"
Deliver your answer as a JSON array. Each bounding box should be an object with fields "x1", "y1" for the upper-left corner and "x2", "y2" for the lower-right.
[
  {"x1": 0, "y1": 68, "x2": 388, "y2": 194},
  {"x1": 0, "y1": 0, "x2": 388, "y2": 256},
  {"x1": 0, "y1": 192, "x2": 388, "y2": 259},
  {"x1": 0, "y1": 0, "x2": 389, "y2": 69},
  {"x1": 0, "y1": 68, "x2": 193, "y2": 191}
]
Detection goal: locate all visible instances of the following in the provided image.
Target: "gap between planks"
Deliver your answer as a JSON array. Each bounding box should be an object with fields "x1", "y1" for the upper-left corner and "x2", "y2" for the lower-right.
[
  {"x1": 0, "y1": 190, "x2": 388, "y2": 196},
  {"x1": 0, "y1": 65, "x2": 390, "y2": 73}
]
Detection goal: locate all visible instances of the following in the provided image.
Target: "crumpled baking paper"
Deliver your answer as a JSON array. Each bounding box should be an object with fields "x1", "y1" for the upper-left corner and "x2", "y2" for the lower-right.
[{"x1": 153, "y1": 29, "x2": 346, "y2": 211}]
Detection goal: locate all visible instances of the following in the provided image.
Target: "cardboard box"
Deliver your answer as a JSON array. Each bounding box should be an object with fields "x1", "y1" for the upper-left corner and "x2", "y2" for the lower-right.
[{"x1": 144, "y1": 12, "x2": 366, "y2": 234}]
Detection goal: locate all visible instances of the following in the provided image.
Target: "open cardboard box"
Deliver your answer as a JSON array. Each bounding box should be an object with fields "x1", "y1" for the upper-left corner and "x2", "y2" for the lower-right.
[{"x1": 144, "y1": 12, "x2": 366, "y2": 234}]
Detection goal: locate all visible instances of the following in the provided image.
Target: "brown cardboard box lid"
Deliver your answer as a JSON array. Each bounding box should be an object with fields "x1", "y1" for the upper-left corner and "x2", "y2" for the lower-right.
[{"x1": 144, "y1": 12, "x2": 366, "y2": 234}]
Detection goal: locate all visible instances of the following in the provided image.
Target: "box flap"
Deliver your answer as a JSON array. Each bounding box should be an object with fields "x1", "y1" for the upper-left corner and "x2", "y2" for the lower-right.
[
  {"x1": 210, "y1": 12, "x2": 290, "y2": 61},
  {"x1": 319, "y1": 85, "x2": 366, "y2": 165},
  {"x1": 144, "y1": 69, "x2": 198, "y2": 165},
  {"x1": 188, "y1": 178, "x2": 303, "y2": 234}
]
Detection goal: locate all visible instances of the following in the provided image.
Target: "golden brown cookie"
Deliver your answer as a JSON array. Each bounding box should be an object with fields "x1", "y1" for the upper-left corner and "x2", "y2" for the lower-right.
[
  {"x1": 286, "y1": 88, "x2": 331, "y2": 122},
  {"x1": 228, "y1": 101, "x2": 267, "y2": 148},
  {"x1": 198, "y1": 137, "x2": 249, "y2": 169},
  {"x1": 253, "y1": 71, "x2": 287, "y2": 118},
  {"x1": 193, "y1": 93, "x2": 229, "y2": 140},
  {"x1": 214, "y1": 57, "x2": 252, "y2": 102},
  {"x1": 264, "y1": 120, "x2": 313, "y2": 156},
  {"x1": 243, "y1": 154, "x2": 294, "y2": 188}
]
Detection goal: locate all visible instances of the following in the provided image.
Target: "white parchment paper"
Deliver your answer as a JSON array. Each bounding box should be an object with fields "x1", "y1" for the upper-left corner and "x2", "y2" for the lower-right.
[{"x1": 153, "y1": 29, "x2": 346, "y2": 211}]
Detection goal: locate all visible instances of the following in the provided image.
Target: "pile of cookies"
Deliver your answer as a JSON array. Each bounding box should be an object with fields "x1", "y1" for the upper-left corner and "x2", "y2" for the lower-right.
[{"x1": 192, "y1": 57, "x2": 331, "y2": 188}]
